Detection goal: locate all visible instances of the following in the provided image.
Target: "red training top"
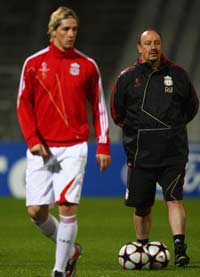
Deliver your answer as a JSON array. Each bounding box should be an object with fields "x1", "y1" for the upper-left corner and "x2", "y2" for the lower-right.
[{"x1": 17, "y1": 43, "x2": 110, "y2": 154}]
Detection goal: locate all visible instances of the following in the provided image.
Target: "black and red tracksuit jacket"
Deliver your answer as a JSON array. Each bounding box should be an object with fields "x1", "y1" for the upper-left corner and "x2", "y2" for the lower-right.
[{"x1": 111, "y1": 55, "x2": 199, "y2": 167}]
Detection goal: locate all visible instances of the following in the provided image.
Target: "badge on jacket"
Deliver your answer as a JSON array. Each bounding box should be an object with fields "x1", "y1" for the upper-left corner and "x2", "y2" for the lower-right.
[
  {"x1": 164, "y1": 75, "x2": 173, "y2": 93},
  {"x1": 39, "y1": 62, "x2": 50, "y2": 79},
  {"x1": 69, "y1": 63, "x2": 80, "y2": 76}
]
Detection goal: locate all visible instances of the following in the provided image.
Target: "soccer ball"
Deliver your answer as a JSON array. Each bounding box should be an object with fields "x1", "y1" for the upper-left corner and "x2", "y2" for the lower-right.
[
  {"x1": 118, "y1": 242, "x2": 150, "y2": 270},
  {"x1": 144, "y1": 241, "x2": 170, "y2": 269}
]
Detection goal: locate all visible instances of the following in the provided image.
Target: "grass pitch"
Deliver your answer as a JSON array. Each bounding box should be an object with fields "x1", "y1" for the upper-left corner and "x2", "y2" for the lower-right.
[{"x1": 0, "y1": 197, "x2": 200, "y2": 276}]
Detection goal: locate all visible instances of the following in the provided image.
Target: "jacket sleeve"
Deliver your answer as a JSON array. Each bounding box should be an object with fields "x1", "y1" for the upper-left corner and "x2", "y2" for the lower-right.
[
  {"x1": 17, "y1": 60, "x2": 42, "y2": 149},
  {"x1": 86, "y1": 62, "x2": 110, "y2": 155},
  {"x1": 184, "y1": 80, "x2": 199, "y2": 123},
  {"x1": 110, "y1": 74, "x2": 126, "y2": 127}
]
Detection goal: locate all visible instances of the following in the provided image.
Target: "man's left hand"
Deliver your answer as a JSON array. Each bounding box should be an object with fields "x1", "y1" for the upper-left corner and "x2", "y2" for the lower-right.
[{"x1": 96, "y1": 154, "x2": 111, "y2": 172}]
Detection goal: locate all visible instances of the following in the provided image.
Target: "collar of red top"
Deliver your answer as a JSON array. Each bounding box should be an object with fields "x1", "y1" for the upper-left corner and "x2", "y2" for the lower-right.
[{"x1": 49, "y1": 43, "x2": 75, "y2": 58}]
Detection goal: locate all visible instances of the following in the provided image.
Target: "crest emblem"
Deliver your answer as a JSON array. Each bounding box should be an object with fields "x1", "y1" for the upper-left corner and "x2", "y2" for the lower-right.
[
  {"x1": 39, "y1": 62, "x2": 50, "y2": 79},
  {"x1": 164, "y1": 75, "x2": 173, "y2": 93},
  {"x1": 164, "y1": 75, "x2": 173, "y2": 86},
  {"x1": 69, "y1": 62, "x2": 80, "y2": 76}
]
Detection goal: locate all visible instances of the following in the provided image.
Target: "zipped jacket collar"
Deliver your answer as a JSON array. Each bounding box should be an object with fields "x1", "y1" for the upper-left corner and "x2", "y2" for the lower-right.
[{"x1": 136, "y1": 54, "x2": 168, "y2": 73}]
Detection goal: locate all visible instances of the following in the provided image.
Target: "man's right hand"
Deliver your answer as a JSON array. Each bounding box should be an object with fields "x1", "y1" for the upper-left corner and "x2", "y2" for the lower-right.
[{"x1": 30, "y1": 144, "x2": 49, "y2": 157}]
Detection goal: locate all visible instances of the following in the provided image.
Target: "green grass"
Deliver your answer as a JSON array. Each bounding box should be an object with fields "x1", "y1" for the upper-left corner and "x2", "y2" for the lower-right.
[{"x1": 0, "y1": 197, "x2": 200, "y2": 276}]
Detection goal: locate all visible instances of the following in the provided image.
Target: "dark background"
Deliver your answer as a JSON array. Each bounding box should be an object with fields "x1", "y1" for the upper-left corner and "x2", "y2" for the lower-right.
[{"x1": 0, "y1": 0, "x2": 199, "y2": 142}]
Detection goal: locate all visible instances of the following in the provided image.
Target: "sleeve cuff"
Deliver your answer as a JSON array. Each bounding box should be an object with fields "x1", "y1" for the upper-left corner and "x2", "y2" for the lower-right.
[
  {"x1": 27, "y1": 135, "x2": 42, "y2": 150},
  {"x1": 96, "y1": 143, "x2": 111, "y2": 155}
]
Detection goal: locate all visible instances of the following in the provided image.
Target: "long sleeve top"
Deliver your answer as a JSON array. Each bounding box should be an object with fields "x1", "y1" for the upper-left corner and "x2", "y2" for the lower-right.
[{"x1": 17, "y1": 43, "x2": 110, "y2": 155}]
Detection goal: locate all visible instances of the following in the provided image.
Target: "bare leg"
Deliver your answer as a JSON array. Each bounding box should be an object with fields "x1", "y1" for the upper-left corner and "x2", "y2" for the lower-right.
[
  {"x1": 166, "y1": 200, "x2": 185, "y2": 235},
  {"x1": 28, "y1": 204, "x2": 49, "y2": 224},
  {"x1": 134, "y1": 207, "x2": 152, "y2": 240},
  {"x1": 28, "y1": 205, "x2": 58, "y2": 241},
  {"x1": 167, "y1": 200, "x2": 190, "y2": 266}
]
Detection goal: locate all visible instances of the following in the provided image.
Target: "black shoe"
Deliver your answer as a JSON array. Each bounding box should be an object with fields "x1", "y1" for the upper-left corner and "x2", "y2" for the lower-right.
[
  {"x1": 174, "y1": 243, "x2": 190, "y2": 267},
  {"x1": 53, "y1": 270, "x2": 64, "y2": 277},
  {"x1": 65, "y1": 243, "x2": 83, "y2": 277}
]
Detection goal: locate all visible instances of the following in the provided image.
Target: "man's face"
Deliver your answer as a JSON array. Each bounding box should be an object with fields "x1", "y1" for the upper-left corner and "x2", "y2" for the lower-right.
[
  {"x1": 52, "y1": 17, "x2": 78, "y2": 50},
  {"x1": 137, "y1": 30, "x2": 162, "y2": 64}
]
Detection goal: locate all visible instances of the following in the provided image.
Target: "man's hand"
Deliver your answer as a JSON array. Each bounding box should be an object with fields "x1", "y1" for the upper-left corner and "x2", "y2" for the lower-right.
[
  {"x1": 96, "y1": 154, "x2": 111, "y2": 172},
  {"x1": 30, "y1": 144, "x2": 49, "y2": 157}
]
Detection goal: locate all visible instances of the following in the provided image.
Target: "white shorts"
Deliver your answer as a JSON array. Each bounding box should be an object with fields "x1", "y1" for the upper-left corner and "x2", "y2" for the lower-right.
[{"x1": 25, "y1": 142, "x2": 88, "y2": 206}]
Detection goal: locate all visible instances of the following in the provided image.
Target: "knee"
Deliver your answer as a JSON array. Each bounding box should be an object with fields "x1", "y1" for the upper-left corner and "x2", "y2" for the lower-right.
[
  {"x1": 27, "y1": 205, "x2": 48, "y2": 224},
  {"x1": 166, "y1": 200, "x2": 183, "y2": 208},
  {"x1": 59, "y1": 203, "x2": 77, "y2": 216},
  {"x1": 135, "y1": 207, "x2": 151, "y2": 217}
]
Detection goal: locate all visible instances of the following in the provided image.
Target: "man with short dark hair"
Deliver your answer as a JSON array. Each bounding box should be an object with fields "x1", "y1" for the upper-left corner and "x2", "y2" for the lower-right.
[{"x1": 111, "y1": 28, "x2": 198, "y2": 267}]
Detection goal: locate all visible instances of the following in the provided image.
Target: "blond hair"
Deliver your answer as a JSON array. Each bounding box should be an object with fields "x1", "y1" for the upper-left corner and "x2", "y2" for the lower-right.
[{"x1": 48, "y1": 6, "x2": 79, "y2": 40}]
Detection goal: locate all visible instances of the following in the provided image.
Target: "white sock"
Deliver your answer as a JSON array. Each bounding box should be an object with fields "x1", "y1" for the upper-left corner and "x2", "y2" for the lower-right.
[
  {"x1": 53, "y1": 215, "x2": 77, "y2": 272},
  {"x1": 36, "y1": 214, "x2": 59, "y2": 242}
]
